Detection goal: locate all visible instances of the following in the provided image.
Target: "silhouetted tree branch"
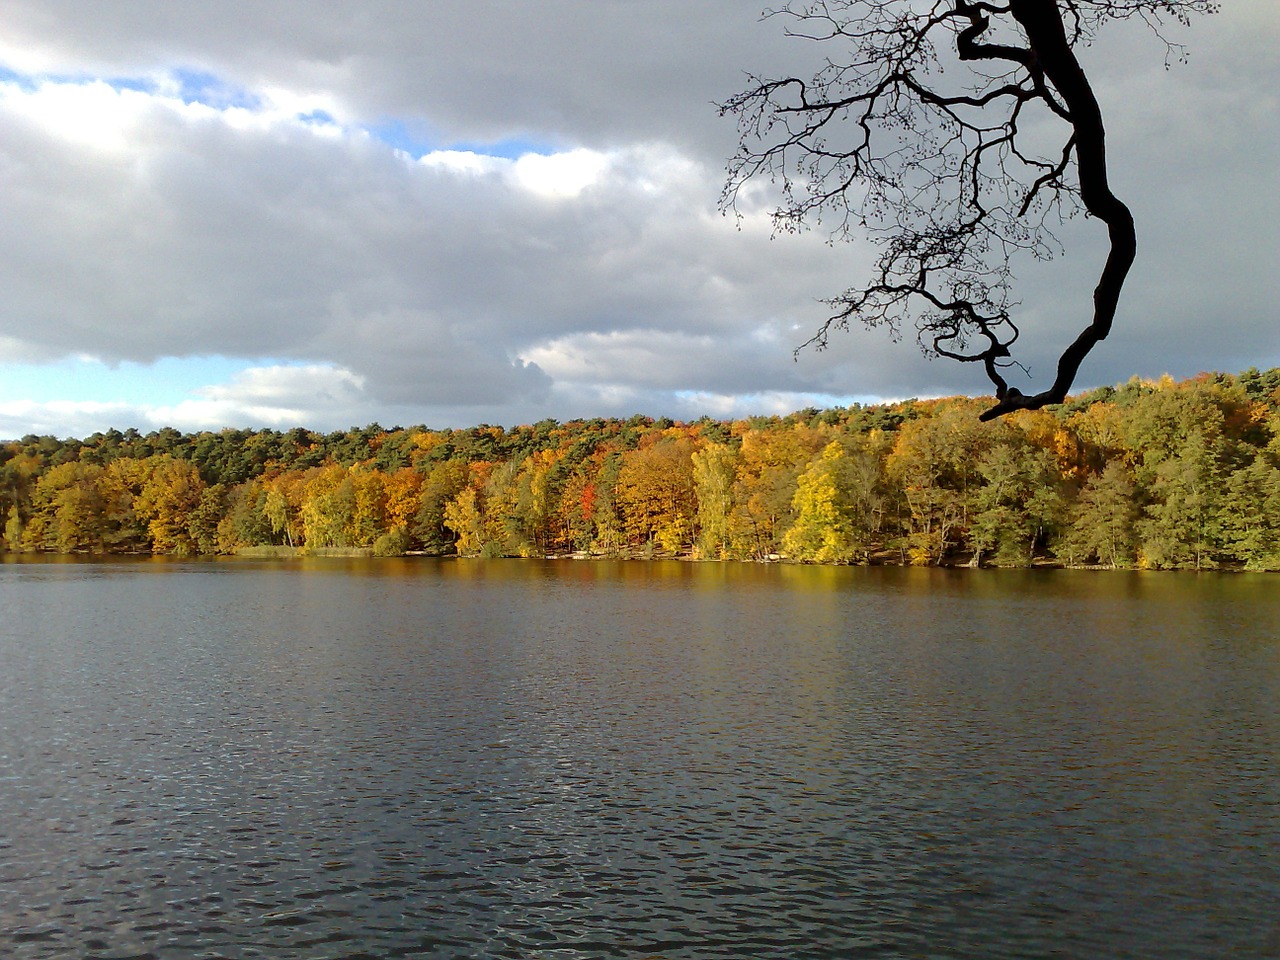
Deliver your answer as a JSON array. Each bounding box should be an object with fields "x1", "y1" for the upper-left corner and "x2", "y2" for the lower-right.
[{"x1": 721, "y1": 0, "x2": 1216, "y2": 420}]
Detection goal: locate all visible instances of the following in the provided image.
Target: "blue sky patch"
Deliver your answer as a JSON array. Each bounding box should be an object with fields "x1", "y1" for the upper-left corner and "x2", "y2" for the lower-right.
[
  {"x1": 0, "y1": 355, "x2": 260, "y2": 405},
  {"x1": 169, "y1": 67, "x2": 259, "y2": 110},
  {"x1": 368, "y1": 117, "x2": 556, "y2": 161}
]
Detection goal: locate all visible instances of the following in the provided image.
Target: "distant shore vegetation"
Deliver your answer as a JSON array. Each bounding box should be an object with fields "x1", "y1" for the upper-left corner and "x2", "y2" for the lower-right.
[{"x1": 4, "y1": 368, "x2": 1280, "y2": 571}]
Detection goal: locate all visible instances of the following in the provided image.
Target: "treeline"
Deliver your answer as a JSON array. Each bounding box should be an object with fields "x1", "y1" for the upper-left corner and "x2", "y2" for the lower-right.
[{"x1": 4, "y1": 368, "x2": 1280, "y2": 570}]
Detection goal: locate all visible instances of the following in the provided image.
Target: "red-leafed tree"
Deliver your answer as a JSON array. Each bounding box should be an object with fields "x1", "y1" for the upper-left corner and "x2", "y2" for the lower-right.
[{"x1": 722, "y1": 0, "x2": 1216, "y2": 420}]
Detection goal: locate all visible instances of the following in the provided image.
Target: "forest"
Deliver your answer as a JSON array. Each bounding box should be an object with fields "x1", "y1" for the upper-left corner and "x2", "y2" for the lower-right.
[{"x1": 3, "y1": 368, "x2": 1280, "y2": 570}]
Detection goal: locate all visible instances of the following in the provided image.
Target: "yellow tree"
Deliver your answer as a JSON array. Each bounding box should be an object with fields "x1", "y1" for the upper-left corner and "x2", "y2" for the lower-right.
[
  {"x1": 22, "y1": 461, "x2": 108, "y2": 553},
  {"x1": 443, "y1": 486, "x2": 486, "y2": 556},
  {"x1": 691, "y1": 442, "x2": 738, "y2": 559},
  {"x1": 615, "y1": 438, "x2": 697, "y2": 553},
  {"x1": 134, "y1": 455, "x2": 207, "y2": 554},
  {"x1": 301, "y1": 464, "x2": 355, "y2": 548},
  {"x1": 349, "y1": 468, "x2": 388, "y2": 547},
  {"x1": 383, "y1": 468, "x2": 424, "y2": 532},
  {"x1": 3, "y1": 504, "x2": 21, "y2": 551},
  {"x1": 262, "y1": 472, "x2": 307, "y2": 546},
  {"x1": 728, "y1": 424, "x2": 826, "y2": 558},
  {"x1": 783, "y1": 441, "x2": 860, "y2": 563}
]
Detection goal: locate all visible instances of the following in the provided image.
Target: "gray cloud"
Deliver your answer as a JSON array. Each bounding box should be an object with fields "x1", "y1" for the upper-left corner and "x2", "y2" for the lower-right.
[{"x1": 0, "y1": 1, "x2": 1274, "y2": 437}]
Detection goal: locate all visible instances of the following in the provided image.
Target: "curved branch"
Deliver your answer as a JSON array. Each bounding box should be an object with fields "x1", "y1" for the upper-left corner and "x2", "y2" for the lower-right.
[
  {"x1": 723, "y1": 0, "x2": 1212, "y2": 420},
  {"x1": 978, "y1": 0, "x2": 1136, "y2": 420}
]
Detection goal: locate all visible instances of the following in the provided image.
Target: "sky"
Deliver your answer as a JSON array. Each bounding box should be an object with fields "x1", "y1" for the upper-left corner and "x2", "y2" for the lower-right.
[{"x1": 0, "y1": 1, "x2": 1276, "y2": 439}]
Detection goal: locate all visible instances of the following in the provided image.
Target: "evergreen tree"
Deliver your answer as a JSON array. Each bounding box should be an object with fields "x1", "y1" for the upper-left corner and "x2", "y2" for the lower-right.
[{"x1": 1059, "y1": 462, "x2": 1139, "y2": 568}]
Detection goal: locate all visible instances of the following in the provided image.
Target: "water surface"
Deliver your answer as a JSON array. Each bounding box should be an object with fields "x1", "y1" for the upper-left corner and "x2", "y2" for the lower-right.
[{"x1": 2, "y1": 558, "x2": 1278, "y2": 958}]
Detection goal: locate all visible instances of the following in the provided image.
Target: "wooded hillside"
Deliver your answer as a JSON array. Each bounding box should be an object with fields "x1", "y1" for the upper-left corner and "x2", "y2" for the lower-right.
[{"x1": 4, "y1": 368, "x2": 1280, "y2": 569}]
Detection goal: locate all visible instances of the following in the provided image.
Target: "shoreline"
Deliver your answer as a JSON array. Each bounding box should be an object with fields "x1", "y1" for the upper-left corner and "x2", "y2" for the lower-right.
[{"x1": 1, "y1": 547, "x2": 1264, "y2": 573}]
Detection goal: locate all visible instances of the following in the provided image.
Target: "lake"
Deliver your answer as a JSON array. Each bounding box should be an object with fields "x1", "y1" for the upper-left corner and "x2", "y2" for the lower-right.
[{"x1": 1, "y1": 557, "x2": 1278, "y2": 958}]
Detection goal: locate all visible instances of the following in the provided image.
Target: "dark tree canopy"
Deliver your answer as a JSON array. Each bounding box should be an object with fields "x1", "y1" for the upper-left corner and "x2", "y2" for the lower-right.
[{"x1": 722, "y1": 0, "x2": 1217, "y2": 420}]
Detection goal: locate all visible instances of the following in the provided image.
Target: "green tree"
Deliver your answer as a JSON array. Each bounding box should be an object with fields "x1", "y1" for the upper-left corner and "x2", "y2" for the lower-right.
[
  {"x1": 414, "y1": 460, "x2": 469, "y2": 553},
  {"x1": 1219, "y1": 455, "x2": 1280, "y2": 570},
  {"x1": 1136, "y1": 433, "x2": 1223, "y2": 569},
  {"x1": 1059, "y1": 462, "x2": 1139, "y2": 568},
  {"x1": 221, "y1": 480, "x2": 274, "y2": 551},
  {"x1": 482, "y1": 459, "x2": 529, "y2": 556},
  {"x1": 969, "y1": 440, "x2": 1064, "y2": 567},
  {"x1": 886, "y1": 403, "x2": 990, "y2": 564},
  {"x1": 188, "y1": 484, "x2": 229, "y2": 555}
]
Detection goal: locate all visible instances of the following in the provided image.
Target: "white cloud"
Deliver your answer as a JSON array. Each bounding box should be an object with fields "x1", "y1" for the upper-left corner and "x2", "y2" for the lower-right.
[
  {"x1": 0, "y1": 1, "x2": 1273, "y2": 438},
  {"x1": 418, "y1": 149, "x2": 503, "y2": 175},
  {"x1": 199, "y1": 362, "x2": 363, "y2": 400},
  {"x1": 419, "y1": 146, "x2": 613, "y2": 198},
  {"x1": 0, "y1": 362, "x2": 379, "y2": 438},
  {"x1": 512, "y1": 148, "x2": 610, "y2": 198},
  {"x1": 0, "y1": 399, "x2": 139, "y2": 439}
]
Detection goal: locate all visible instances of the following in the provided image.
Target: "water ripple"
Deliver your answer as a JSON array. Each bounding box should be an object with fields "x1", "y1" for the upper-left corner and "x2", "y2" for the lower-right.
[{"x1": 4, "y1": 561, "x2": 1280, "y2": 958}]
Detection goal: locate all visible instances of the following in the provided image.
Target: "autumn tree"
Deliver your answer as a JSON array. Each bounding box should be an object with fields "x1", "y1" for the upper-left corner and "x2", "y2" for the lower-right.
[
  {"x1": 886, "y1": 401, "x2": 991, "y2": 563},
  {"x1": 728, "y1": 424, "x2": 826, "y2": 558},
  {"x1": 554, "y1": 468, "x2": 599, "y2": 553},
  {"x1": 22, "y1": 461, "x2": 107, "y2": 553},
  {"x1": 381, "y1": 467, "x2": 424, "y2": 542},
  {"x1": 615, "y1": 438, "x2": 698, "y2": 553},
  {"x1": 783, "y1": 441, "x2": 863, "y2": 562},
  {"x1": 722, "y1": 0, "x2": 1216, "y2": 419},
  {"x1": 692, "y1": 442, "x2": 739, "y2": 559},
  {"x1": 134, "y1": 456, "x2": 207, "y2": 554}
]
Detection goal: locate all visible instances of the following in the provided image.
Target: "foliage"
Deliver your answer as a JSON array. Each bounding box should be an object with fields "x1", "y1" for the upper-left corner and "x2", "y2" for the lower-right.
[{"x1": 3, "y1": 367, "x2": 1280, "y2": 568}]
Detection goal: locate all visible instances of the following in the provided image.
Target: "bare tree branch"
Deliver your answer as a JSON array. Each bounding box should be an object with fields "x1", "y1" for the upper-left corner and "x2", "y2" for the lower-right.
[{"x1": 721, "y1": 0, "x2": 1217, "y2": 420}]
